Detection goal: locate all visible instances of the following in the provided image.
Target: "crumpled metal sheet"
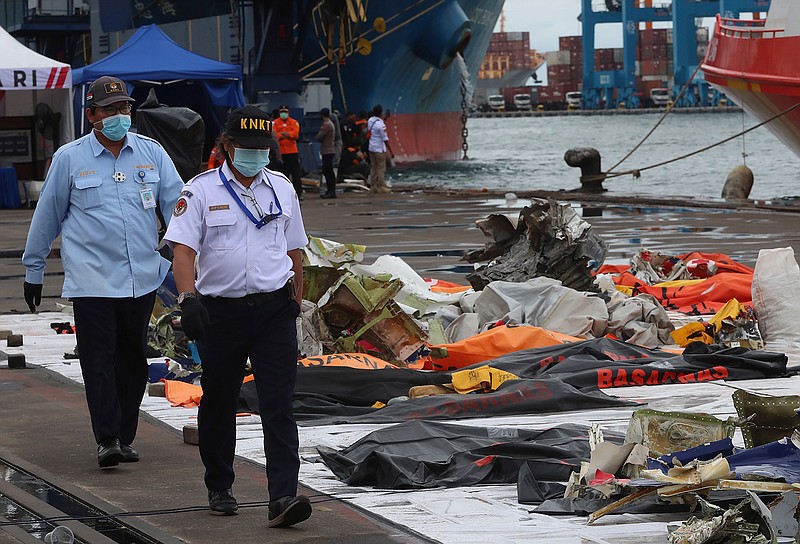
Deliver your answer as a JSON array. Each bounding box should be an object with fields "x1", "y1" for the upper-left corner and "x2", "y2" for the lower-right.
[
  {"x1": 733, "y1": 389, "x2": 800, "y2": 449},
  {"x1": 303, "y1": 236, "x2": 366, "y2": 266},
  {"x1": 667, "y1": 492, "x2": 774, "y2": 544},
  {"x1": 625, "y1": 408, "x2": 738, "y2": 458},
  {"x1": 297, "y1": 300, "x2": 330, "y2": 359},
  {"x1": 768, "y1": 490, "x2": 799, "y2": 540},
  {"x1": 148, "y1": 311, "x2": 191, "y2": 360},
  {"x1": 318, "y1": 272, "x2": 427, "y2": 362},
  {"x1": 464, "y1": 198, "x2": 608, "y2": 292},
  {"x1": 726, "y1": 431, "x2": 800, "y2": 484}
]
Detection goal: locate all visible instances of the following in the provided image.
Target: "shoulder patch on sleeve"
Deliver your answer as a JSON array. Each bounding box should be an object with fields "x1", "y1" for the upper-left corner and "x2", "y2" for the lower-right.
[{"x1": 173, "y1": 197, "x2": 188, "y2": 217}]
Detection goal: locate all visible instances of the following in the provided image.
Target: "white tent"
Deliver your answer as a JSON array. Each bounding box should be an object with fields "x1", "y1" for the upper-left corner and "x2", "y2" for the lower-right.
[{"x1": 0, "y1": 24, "x2": 75, "y2": 168}]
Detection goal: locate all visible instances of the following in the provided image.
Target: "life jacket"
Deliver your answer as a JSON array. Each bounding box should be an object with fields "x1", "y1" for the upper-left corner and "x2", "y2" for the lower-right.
[{"x1": 273, "y1": 117, "x2": 300, "y2": 155}]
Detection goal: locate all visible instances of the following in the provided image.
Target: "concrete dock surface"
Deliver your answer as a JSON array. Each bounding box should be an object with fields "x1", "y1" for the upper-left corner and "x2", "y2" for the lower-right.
[
  {"x1": 2, "y1": 188, "x2": 800, "y2": 315},
  {"x1": 2, "y1": 188, "x2": 800, "y2": 543}
]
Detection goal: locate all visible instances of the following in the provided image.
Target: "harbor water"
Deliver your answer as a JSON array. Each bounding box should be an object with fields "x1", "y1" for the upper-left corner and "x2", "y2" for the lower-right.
[{"x1": 392, "y1": 112, "x2": 800, "y2": 200}]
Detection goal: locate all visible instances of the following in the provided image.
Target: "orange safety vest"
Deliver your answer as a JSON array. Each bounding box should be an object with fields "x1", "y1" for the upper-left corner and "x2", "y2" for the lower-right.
[
  {"x1": 273, "y1": 117, "x2": 300, "y2": 155},
  {"x1": 207, "y1": 146, "x2": 224, "y2": 170}
]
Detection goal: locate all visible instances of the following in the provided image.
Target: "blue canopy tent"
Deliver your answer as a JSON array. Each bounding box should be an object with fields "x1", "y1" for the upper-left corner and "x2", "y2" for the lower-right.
[{"x1": 72, "y1": 24, "x2": 244, "y2": 155}]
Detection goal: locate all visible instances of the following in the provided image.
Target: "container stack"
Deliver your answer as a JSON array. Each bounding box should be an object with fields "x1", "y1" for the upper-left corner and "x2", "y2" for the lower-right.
[
  {"x1": 636, "y1": 27, "x2": 674, "y2": 101},
  {"x1": 594, "y1": 47, "x2": 624, "y2": 72},
  {"x1": 478, "y1": 31, "x2": 542, "y2": 109},
  {"x1": 537, "y1": 35, "x2": 583, "y2": 106}
]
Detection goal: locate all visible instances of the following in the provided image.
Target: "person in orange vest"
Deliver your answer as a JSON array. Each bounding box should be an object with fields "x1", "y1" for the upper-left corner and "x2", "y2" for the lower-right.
[
  {"x1": 206, "y1": 145, "x2": 224, "y2": 170},
  {"x1": 273, "y1": 105, "x2": 303, "y2": 200}
]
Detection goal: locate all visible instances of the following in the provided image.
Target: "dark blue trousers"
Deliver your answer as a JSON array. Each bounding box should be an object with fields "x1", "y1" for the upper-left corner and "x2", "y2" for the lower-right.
[
  {"x1": 197, "y1": 293, "x2": 301, "y2": 501},
  {"x1": 72, "y1": 291, "x2": 156, "y2": 445}
]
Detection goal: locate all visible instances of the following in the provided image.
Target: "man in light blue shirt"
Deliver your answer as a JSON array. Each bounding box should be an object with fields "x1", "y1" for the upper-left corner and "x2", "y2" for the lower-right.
[{"x1": 22, "y1": 76, "x2": 183, "y2": 469}]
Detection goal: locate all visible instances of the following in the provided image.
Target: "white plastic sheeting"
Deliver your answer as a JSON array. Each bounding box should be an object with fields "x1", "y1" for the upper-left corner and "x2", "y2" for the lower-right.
[{"x1": 4, "y1": 312, "x2": 800, "y2": 544}]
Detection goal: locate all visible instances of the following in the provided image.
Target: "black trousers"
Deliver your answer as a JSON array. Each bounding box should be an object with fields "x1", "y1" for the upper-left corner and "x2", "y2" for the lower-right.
[
  {"x1": 196, "y1": 292, "x2": 301, "y2": 500},
  {"x1": 280, "y1": 153, "x2": 303, "y2": 197},
  {"x1": 321, "y1": 153, "x2": 336, "y2": 194},
  {"x1": 72, "y1": 291, "x2": 156, "y2": 445}
]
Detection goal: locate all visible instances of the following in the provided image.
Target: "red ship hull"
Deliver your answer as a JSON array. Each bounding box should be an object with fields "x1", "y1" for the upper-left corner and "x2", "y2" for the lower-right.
[
  {"x1": 702, "y1": 11, "x2": 800, "y2": 159},
  {"x1": 388, "y1": 111, "x2": 464, "y2": 162}
]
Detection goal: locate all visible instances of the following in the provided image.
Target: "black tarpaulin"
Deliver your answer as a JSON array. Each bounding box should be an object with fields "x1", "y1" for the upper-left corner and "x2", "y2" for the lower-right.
[
  {"x1": 479, "y1": 338, "x2": 789, "y2": 389},
  {"x1": 517, "y1": 463, "x2": 568, "y2": 503},
  {"x1": 237, "y1": 339, "x2": 785, "y2": 424},
  {"x1": 275, "y1": 376, "x2": 636, "y2": 426},
  {"x1": 319, "y1": 421, "x2": 623, "y2": 489},
  {"x1": 135, "y1": 89, "x2": 205, "y2": 182},
  {"x1": 534, "y1": 490, "x2": 761, "y2": 516},
  {"x1": 239, "y1": 366, "x2": 453, "y2": 419}
]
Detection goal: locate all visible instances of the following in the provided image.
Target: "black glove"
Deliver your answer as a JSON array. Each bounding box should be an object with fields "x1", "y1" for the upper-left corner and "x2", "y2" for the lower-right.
[
  {"x1": 24, "y1": 282, "x2": 42, "y2": 313},
  {"x1": 180, "y1": 297, "x2": 209, "y2": 341}
]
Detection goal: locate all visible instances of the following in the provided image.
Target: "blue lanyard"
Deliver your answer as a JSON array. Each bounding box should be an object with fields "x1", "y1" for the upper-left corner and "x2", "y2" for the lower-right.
[{"x1": 217, "y1": 168, "x2": 281, "y2": 229}]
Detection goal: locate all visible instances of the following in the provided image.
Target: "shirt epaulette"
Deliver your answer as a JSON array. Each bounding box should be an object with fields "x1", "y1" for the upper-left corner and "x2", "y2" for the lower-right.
[
  {"x1": 129, "y1": 132, "x2": 165, "y2": 147},
  {"x1": 264, "y1": 168, "x2": 292, "y2": 187},
  {"x1": 185, "y1": 168, "x2": 217, "y2": 187},
  {"x1": 51, "y1": 134, "x2": 90, "y2": 159}
]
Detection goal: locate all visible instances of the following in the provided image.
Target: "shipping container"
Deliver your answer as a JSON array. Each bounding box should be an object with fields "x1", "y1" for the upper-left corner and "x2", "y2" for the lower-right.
[
  {"x1": 559, "y1": 35, "x2": 582, "y2": 51},
  {"x1": 545, "y1": 50, "x2": 571, "y2": 66}
]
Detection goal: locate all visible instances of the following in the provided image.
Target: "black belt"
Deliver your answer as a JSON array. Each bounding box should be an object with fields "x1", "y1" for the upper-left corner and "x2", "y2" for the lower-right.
[{"x1": 203, "y1": 284, "x2": 291, "y2": 308}]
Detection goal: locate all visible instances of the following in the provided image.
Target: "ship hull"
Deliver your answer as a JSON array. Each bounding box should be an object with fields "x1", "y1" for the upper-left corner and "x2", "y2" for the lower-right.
[
  {"x1": 389, "y1": 111, "x2": 464, "y2": 162},
  {"x1": 702, "y1": 9, "x2": 800, "y2": 159},
  {"x1": 302, "y1": 0, "x2": 504, "y2": 163}
]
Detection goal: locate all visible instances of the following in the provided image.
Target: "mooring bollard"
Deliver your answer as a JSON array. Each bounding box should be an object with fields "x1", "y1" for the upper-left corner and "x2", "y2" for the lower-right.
[
  {"x1": 721, "y1": 165, "x2": 754, "y2": 200},
  {"x1": 564, "y1": 147, "x2": 607, "y2": 192}
]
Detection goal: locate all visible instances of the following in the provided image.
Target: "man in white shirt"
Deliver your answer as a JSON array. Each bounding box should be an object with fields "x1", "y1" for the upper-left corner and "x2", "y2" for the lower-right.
[
  {"x1": 163, "y1": 106, "x2": 311, "y2": 527},
  {"x1": 366, "y1": 104, "x2": 394, "y2": 194}
]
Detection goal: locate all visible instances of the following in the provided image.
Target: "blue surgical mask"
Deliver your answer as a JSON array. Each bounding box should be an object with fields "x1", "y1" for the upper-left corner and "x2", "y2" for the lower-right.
[
  {"x1": 98, "y1": 114, "x2": 131, "y2": 141},
  {"x1": 279, "y1": 112, "x2": 289, "y2": 120},
  {"x1": 232, "y1": 147, "x2": 271, "y2": 177}
]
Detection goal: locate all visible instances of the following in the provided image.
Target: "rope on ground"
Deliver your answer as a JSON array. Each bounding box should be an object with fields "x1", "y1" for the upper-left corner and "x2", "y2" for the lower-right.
[
  {"x1": 0, "y1": 494, "x2": 358, "y2": 527},
  {"x1": 606, "y1": 63, "x2": 703, "y2": 174},
  {"x1": 585, "y1": 100, "x2": 800, "y2": 183}
]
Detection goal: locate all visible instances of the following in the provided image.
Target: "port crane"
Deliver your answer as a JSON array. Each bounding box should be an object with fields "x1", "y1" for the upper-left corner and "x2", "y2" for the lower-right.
[{"x1": 580, "y1": 0, "x2": 771, "y2": 109}]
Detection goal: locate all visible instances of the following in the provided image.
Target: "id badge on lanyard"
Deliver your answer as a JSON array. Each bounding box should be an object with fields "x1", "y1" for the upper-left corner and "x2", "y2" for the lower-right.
[{"x1": 140, "y1": 187, "x2": 156, "y2": 209}]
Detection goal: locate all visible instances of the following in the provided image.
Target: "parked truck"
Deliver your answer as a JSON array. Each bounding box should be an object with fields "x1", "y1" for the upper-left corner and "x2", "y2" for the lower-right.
[
  {"x1": 513, "y1": 93, "x2": 532, "y2": 111},
  {"x1": 487, "y1": 94, "x2": 506, "y2": 112},
  {"x1": 650, "y1": 88, "x2": 671, "y2": 107},
  {"x1": 565, "y1": 91, "x2": 582, "y2": 110}
]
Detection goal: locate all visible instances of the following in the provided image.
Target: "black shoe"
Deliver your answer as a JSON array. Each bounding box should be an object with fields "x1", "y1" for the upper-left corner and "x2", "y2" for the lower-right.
[
  {"x1": 208, "y1": 489, "x2": 238, "y2": 516},
  {"x1": 120, "y1": 444, "x2": 139, "y2": 463},
  {"x1": 97, "y1": 438, "x2": 123, "y2": 468},
  {"x1": 268, "y1": 495, "x2": 311, "y2": 528},
  {"x1": 320, "y1": 192, "x2": 337, "y2": 199}
]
